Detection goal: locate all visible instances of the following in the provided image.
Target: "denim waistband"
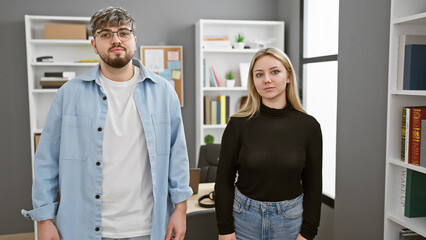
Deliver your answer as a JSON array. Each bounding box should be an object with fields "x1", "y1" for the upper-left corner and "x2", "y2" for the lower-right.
[{"x1": 234, "y1": 187, "x2": 303, "y2": 213}]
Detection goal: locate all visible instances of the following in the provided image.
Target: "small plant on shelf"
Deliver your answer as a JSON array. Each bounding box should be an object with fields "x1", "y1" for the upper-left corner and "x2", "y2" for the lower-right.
[
  {"x1": 226, "y1": 71, "x2": 235, "y2": 87},
  {"x1": 226, "y1": 71, "x2": 234, "y2": 80},
  {"x1": 235, "y1": 33, "x2": 245, "y2": 49},
  {"x1": 236, "y1": 33, "x2": 245, "y2": 43},
  {"x1": 204, "y1": 134, "x2": 214, "y2": 144}
]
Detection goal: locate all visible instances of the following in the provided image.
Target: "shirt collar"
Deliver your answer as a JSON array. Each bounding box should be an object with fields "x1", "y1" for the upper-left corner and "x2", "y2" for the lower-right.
[{"x1": 79, "y1": 59, "x2": 158, "y2": 85}]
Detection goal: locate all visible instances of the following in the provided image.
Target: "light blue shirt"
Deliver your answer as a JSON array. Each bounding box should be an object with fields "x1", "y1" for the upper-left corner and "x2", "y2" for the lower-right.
[{"x1": 22, "y1": 59, "x2": 193, "y2": 239}]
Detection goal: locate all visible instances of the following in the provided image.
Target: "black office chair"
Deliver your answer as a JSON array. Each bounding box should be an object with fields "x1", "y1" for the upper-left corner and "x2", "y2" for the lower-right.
[
  {"x1": 185, "y1": 209, "x2": 218, "y2": 240},
  {"x1": 197, "y1": 144, "x2": 221, "y2": 183}
]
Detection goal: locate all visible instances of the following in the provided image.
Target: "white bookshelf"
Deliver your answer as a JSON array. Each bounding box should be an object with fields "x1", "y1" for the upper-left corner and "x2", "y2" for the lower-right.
[
  {"x1": 195, "y1": 19, "x2": 284, "y2": 162},
  {"x1": 384, "y1": 0, "x2": 426, "y2": 238},
  {"x1": 25, "y1": 15, "x2": 98, "y2": 237}
]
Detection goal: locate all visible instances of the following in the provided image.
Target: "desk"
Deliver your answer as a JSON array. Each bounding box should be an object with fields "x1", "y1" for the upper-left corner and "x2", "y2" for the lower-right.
[{"x1": 187, "y1": 182, "x2": 215, "y2": 213}]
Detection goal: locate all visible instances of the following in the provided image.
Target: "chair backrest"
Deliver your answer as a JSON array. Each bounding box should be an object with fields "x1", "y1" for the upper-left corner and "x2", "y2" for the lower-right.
[
  {"x1": 197, "y1": 144, "x2": 221, "y2": 183},
  {"x1": 185, "y1": 209, "x2": 218, "y2": 240}
]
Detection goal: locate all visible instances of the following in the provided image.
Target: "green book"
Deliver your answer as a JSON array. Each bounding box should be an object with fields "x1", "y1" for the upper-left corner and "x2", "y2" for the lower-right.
[{"x1": 404, "y1": 169, "x2": 426, "y2": 217}]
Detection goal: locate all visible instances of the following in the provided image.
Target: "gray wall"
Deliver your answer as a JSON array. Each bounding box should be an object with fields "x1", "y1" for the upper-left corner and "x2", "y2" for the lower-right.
[
  {"x1": 0, "y1": 0, "x2": 391, "y2": 238},
  {"x1": 335, "y1": 0, "x2": 390, "y2": 239}
]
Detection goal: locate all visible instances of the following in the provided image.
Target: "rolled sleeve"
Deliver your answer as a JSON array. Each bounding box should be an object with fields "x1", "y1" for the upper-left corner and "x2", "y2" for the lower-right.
[{"x1": 21, "y1": 202, "x2": 59, "y2": 221}]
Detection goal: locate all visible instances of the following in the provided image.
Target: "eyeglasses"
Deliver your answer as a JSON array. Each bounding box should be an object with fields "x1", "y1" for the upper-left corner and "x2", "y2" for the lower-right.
[{"x1": 95, "y1": 28, "x2": 133, "y2": 41}]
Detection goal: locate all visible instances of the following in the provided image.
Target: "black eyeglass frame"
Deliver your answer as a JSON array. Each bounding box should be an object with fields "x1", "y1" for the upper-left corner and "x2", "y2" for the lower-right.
[{"x1": 94, "y1": 28, "x2": 134, "y2": 40}]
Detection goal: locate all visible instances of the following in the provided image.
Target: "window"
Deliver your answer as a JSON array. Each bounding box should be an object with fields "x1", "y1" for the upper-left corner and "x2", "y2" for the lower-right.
[{"x1": 302, "y1": 0, "x2": 339, "y2": 201}]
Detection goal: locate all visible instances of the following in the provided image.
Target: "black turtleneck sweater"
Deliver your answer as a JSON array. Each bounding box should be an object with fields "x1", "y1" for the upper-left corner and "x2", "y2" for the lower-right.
[{"x1": 215, "y1": 103, "x2": 323, "y2": 240}]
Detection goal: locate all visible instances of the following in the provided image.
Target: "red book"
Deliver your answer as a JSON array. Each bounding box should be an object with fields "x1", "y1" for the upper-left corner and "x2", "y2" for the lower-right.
[
  {"x1": 211, "y1": 66, "x2": 220, "y2": 87},
  {"x1": 408, "y1": 107, "x2": 426, "y2": 166}
]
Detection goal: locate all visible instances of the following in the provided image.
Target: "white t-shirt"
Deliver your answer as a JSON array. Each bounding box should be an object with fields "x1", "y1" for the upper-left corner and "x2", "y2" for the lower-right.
[{"x1": 99, "y1": 66, "x2": 153, "y2": 238}]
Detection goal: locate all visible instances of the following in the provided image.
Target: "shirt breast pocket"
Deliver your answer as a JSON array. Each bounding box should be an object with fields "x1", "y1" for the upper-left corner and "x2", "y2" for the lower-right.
[
  {"x1": 151, "y1": 113, "x2": 171, "y2": 155},
  {"x1": 60, "y1": 115, "x2": 91, "y2": 160}
]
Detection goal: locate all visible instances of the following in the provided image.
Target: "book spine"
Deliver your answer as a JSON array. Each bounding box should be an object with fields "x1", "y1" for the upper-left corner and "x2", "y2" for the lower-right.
[
  {"x1": 216, "y1": 100, "x2": 221, "y2": 124},
  {"x1": 218, "y1": 95, "x2": 226, "y2": 124},
  {"x1": 226, "y1": 96, "x2": 230, "y2": 123},
  {"x1": 211, "y1": 100, "x2": 217, "y2": 124},
  {"x1": 203, "y1": 59, "x2": 206, "y2": 87},
  {"x1": 409, "y1": 108, "x2": 423, "y2": 166},
  {"x1": 421, "y1": 119, "x2": 426, "y2": 168},
  {"x1": 209, "y1": 67, "x2": 218, "y2": 87},
  {"x1": 404, "y1": 169, "x2": 426, "y2": 218},
  {"x1": 397, "y1": 35, "x2": 406, "y2": 90},
  {"x1": 204, "y1": 96, "x2": 211, "y2": 125},
  {"x1": 402, "y1": 107, "x2": 408, "y2": 162},
  {"x1": 211, "y1": 66, "x2": 220, "y2": 87},
  {"x1": 403, "y1": 45, "x2": 413, "y2": 90}
]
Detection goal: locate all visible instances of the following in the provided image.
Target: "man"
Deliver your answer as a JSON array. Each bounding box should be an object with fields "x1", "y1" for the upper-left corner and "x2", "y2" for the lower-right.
[{"x1": 22, "y1": 7, "x2": 192, "y2": 240}]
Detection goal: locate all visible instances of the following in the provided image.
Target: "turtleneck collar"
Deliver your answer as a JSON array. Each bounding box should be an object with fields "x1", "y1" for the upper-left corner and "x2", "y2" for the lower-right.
[{"x1": 260, "y1": 101, "x2": 294, "y2": 118}]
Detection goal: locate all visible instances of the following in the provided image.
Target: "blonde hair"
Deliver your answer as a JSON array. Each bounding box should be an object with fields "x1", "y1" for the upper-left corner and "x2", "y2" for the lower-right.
[{"x1": 233, "y1": 47, "x2": 305, "y2": 118}]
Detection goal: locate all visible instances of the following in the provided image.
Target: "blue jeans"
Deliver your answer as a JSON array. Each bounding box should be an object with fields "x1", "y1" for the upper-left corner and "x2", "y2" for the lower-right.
[
  {"x1": 102, "y1": 236, "x2": 150, "y2": 240},
  {"x1": 233, "y1": 188, "x2": 303, "y2": 240}
]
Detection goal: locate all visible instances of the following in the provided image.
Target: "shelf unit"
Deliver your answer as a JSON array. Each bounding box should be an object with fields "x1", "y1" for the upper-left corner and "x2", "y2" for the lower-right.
[
  {"x1": 384, "y1": 1, "x2": 426, "y2": 238},
  {"x1": 195, "y1": 19, "x2": 284, "y2": 161},
  {"x1": 25, "y1": 15, "x2": 98, "y2": 236}
]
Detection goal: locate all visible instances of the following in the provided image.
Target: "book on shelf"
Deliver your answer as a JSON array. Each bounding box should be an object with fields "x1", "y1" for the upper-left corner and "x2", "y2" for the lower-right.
[
  {"x1": 44, "y1": 71, "x2": 76, "y2": 78},
  {"x1": 203, "y1": 58, "x2": 206, "y2": 87},
  {"x1": 404, "y1": 169, "x2": 426, "y2": 218},
  {"x1": 403, "y1": 44, "x2": 426, "y2": 90},
  {"x1": 211, "y1": 100, "x2": 217, "y2": 125},
  {"x1": 401, "y1": 106, "x2": 426, "y2": 166},
  {"x1": 217, "y1": 95, "x2": 226, "y2": 125},
  {"x1": 226, "y1": 96, "x2": 230, "y2": 123},
  {"x1": 409, "y1": 107, "x2": 426, "y2": 166},
  {"x1": 204, "y1": 96, "x2": 211, "y2": 125},
  {"x1": 398, "y1": 35, "x2": 426, "y2": 90},
  {"x1": 421, "y1": 119, "x2": 426, "y2": 168},
  {"x1": 209, "y1": 67, "x2": 218, "y2": 87},
  {"x1": 202, "y1": 36, "x2": 232, "y2": 50},
  {"x1": 399, "y1": 228, "x2": 426, "y2": 240},
  {"x1": 211, "y1": 66, "x2": 221, "y2": 87},
  {"x1": 216, "y1": 100, "x2": 221, "y2": 125},
  {"x1": 40, "y1": 76, "x2": 72, "y2": 88},
  {"x1": 401, "y1": 107, "x2": 410, "y2": 162}
]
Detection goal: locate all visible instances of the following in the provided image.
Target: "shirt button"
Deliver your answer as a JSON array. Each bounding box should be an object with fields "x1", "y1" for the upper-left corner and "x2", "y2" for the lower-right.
[
  {"x1": 95, "y1": 227, "x2": 100, "y2": 232},
  {"x1": 97, "y1": 127, "x2": 102, "y2": 132},
  {"x1": 103, "y1": 96, "x2": 107, "y2": 100},
  {"x1": 96, "y1": 162, "x2": 101, "y2": 166},
  {"x1": 95, "y1": 194, "x2": 100, "y2": 199}
]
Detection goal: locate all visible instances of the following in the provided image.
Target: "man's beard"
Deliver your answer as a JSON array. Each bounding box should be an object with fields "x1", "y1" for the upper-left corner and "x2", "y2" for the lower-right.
[{"x1": 98, "y1": 45, "x2": 133, "y2": 68}]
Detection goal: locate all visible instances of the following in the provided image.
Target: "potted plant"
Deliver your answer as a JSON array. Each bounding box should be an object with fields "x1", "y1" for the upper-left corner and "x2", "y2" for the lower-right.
[
  {"x1": 235, "y1": 33, "x2": 245, "y2": 49},
  {"x1": 226, "y1": 71, "x2": 235, "y2": 87},
  {"x1": 204, "y1": 134, "x2": 214, "y2": 144}
]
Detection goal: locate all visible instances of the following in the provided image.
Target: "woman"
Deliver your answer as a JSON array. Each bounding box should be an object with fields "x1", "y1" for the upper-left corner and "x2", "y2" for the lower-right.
[{"x1": 215, "y1": 48, "x2": 322, "y2": 240}]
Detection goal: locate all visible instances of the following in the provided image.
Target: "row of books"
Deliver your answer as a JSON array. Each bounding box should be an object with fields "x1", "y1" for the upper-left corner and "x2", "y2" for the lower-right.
[
  {"x1": 397, "y1": 35, "x2": 426, "y2": 90},
  {"x1": 204, "y1": 95, "x2": 230, "y2": 125},
  {"x1": 203, "y1": 96, "x2": 248, "y2": 126},
  {"x1": 401, "y1": 106, "x2": 426, "y2": 167},
  {"x1": 40, "y1": 71, "x2": 75, "y2": 88},
  {"x1": 399, "y1": 228, "x2": 426, "y2": 239}
]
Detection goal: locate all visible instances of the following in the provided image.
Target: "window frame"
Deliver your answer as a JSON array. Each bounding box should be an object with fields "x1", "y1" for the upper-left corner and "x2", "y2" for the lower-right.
[{"x1": 299, "y1": 0, "x2": 338, "y2": 207}]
